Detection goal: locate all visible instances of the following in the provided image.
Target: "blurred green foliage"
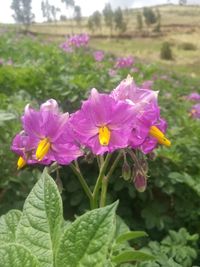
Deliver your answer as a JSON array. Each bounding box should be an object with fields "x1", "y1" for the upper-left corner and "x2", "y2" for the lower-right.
[
  {"x1": 160, "y1": 42, "x2": 173, "y2": 60},
  {"x1": 0, "y1": 32, "x2": 200, "y2": 266},
  {"x1": 139, "y1": 228, "x2": 199, "y2": 267}
]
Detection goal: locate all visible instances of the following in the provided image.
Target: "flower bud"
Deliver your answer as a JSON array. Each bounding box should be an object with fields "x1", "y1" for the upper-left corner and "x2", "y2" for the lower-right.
[
  {"x1": 122, "y1": 161, "x2": 131, "y2": 181},
  {"x1": 134, "y1": 172, "x2": 147, "y2": 192}
]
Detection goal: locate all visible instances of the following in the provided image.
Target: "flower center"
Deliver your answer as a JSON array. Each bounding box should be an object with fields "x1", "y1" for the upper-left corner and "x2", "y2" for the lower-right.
[
  {"x1": 149, "y1": 126, "x2": 171, "y2": 147},
  {"x1": 98, "y1": 126, "x2": 111, "y2": 146},
  {"x1": 17, "y1": 156, "x2": 26, "y2": 170},
  {"x1": 36, "y1": 138, "x2": 51, "y2": 161}
]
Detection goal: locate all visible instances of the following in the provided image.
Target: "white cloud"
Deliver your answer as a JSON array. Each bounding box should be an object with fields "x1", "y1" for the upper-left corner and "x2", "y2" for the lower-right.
[
  {"x1": 75, "y1": 0, "x2": 107, "y2": 16},
  {"x1": 0, "y1": 0, "x2": 14, "y2": 23}
]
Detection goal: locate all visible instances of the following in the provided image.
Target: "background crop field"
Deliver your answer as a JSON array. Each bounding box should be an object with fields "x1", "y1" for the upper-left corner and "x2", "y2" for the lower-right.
[{"x1": 5, "y1": 4, "x2": 198, "y2": 76}]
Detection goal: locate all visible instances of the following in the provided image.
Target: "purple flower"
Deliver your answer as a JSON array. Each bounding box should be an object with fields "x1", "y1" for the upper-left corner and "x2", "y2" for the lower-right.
[
  {"x1": 190, "y1": 103, "x2": 200, "y2": 119},
  {"x1": 12, "y1": 99, "x2": 83, "y2": 168},
  {"x1": 60, "y1": 33, "x2": 90, "y2": 52},
  {"x1": 70, "y1": 89, "x2": 135, "y2": 155},
  {"x1": 93, "y1": 50, "x2": 105, "y2": 62},
  {"x1": 111, "y1": 75, "x2": 156, "y2": 109},
  {"x1": 139, "y1": 118, "x2": 168, "y2": 154},
  {"x1": 11, "y1": 132, "x2": 50, "y2": 169},
  {"x1": 60, "y1": 42, "x2": 73, "y2": 53},
  {"x1": 186, "y1": 92, "x2": 200, "y2": 102},
  {"x1": 111, "y1": 75, "x2": 171, "y2": 153},
  {"x1": 115, "y1": 56, "x2": 134, "y2": 69},
  {"x1": 68, "y1": 33, "x2": 89, "y2": 47}
]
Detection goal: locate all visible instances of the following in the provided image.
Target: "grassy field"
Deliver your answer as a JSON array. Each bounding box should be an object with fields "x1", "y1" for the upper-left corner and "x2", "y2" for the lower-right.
[
  {"x1": 89, "y1": 32, "x2": 200, "y2": 76},
  {"x1": 2, "y1": 4, "x2": 200, "y2": 76},
  {"x1": 28, "y1": 4, "x2": 200, "y2": 35}
]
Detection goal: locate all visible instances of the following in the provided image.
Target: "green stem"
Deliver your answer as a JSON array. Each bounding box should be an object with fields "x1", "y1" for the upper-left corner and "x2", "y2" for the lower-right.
[
  {"x1": 96, "y1": 156, "x2": 101, "y2": 169},
  {"x1": 99, "y1": 155, "x2": 104, "y2": 166},
  {"x1": 100, "y1": 152, "x2": 122, "y2": 207},
  {"x1": 107, "y1": 152, "x2": 122, "y2": 179},
  {"x1": 100, "y1": 176, "x2": 108, "y2": 207},
  {"x1": 92, "y1": 153, "x2": 112, "y2": 208},
  {"x1": 55, "y1": 166, "x2": 63, "y2": 193},
  {"x1": 69, "y1": 163, "x2": 94, "y2": 209}
]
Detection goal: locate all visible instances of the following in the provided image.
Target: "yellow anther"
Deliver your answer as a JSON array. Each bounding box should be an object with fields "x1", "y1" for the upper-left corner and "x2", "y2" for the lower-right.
[
  {"x1": 98, "y1": 126, "x2": 111, "y2": 146},
  {"x1": 36, "y1": 138, "x2": 51, "y2": 161},
  {"x1": 17, "y1": 156, "x2": 26, "y2": 170},
  {"x1": 149, "y1": 126, "x2": 171, "y2": 147}
]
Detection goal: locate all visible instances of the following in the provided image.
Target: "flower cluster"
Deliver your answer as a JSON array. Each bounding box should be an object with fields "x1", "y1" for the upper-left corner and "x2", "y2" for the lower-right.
[
  {"x1": 185, "y1": 92, "x2": 200, "y2": 119},
  {"x1": 115, "y1": 56, "x2": 134, "y2": 69},
  {"x1": 59, "y1": 42, "x2": 73, "y2": 53},
  {"x1": 93, "y1": 50, "x2": 105, "y2": 62},
  {"x1": 60, "y1": 33, "x2": 89, "y2": 52},
  {"x1": 186, "y1": 92, "x2": 200, "y2": 102},
  {"x1": 11, "y1": 75, "x2": 170, "y2": 191},
  {"x1": 190, "y1": 103, "x2": 200, "y2": 119}
]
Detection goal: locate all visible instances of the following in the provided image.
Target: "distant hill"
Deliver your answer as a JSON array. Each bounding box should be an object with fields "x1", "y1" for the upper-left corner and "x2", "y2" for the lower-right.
[{"x1": 26, "y1": 4, "x2": 200, "y2": 38}]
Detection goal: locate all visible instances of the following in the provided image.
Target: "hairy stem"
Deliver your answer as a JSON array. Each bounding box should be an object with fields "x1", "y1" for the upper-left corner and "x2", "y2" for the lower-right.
[
  {"x1": 92, "y1": 153, "x2": 112, "y2": 208},
  {"x1": 100, "y1": 176, "x2": 108, "y2": 207},
  {"x1": 100, "y1": 152, "x2": 122, "y2": 207}
]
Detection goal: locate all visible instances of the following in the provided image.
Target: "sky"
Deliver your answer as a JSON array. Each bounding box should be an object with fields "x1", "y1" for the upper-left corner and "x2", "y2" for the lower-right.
[{"x1": 0, "y1": 0, "x2": 199, "y2": 23}]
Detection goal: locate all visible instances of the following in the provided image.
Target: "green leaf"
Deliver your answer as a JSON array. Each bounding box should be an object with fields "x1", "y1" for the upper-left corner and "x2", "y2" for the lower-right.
[
  {"x1": 112, "y1": 250, "x2": 155, "y2": 265},
  {"x1": 0, "y1": 110, "x2": 16, "y2": 124},
  {"x1": 56, "y1": 202, "x2": 118, "y2": 267},
  {"x1": 0, "y1": 243, "x2": 41, "y2": 267},
  {"x1": 112, "y1": 217, "x2": 132, "y2": 256},
  {"x1": 115, "y1": 216, "x2": 130, "y2": 238},
  {"x1": 16, "y1": 169, "x2": 63, "y2": 267},
  {"x1": 116, "y1": 231, "x2": 148, "y2": 244},
  {"x1": 0, "y1": 209, "x2": 22, "y2": 244}
]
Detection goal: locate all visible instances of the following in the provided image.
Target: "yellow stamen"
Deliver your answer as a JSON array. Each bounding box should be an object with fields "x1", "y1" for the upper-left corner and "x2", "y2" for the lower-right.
[
  {"x1": 149, "y1": 126, "x2": 171, "y2": 147},
  {"x1": 17, "y1": 156, "x2": 26, "y2": 170},
  {"x1": 99, "y1": 126, "x2": 111, "y2": 146},
  {"x1": 36, "y1": 138, "x2": 51, "y2": 161}
]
